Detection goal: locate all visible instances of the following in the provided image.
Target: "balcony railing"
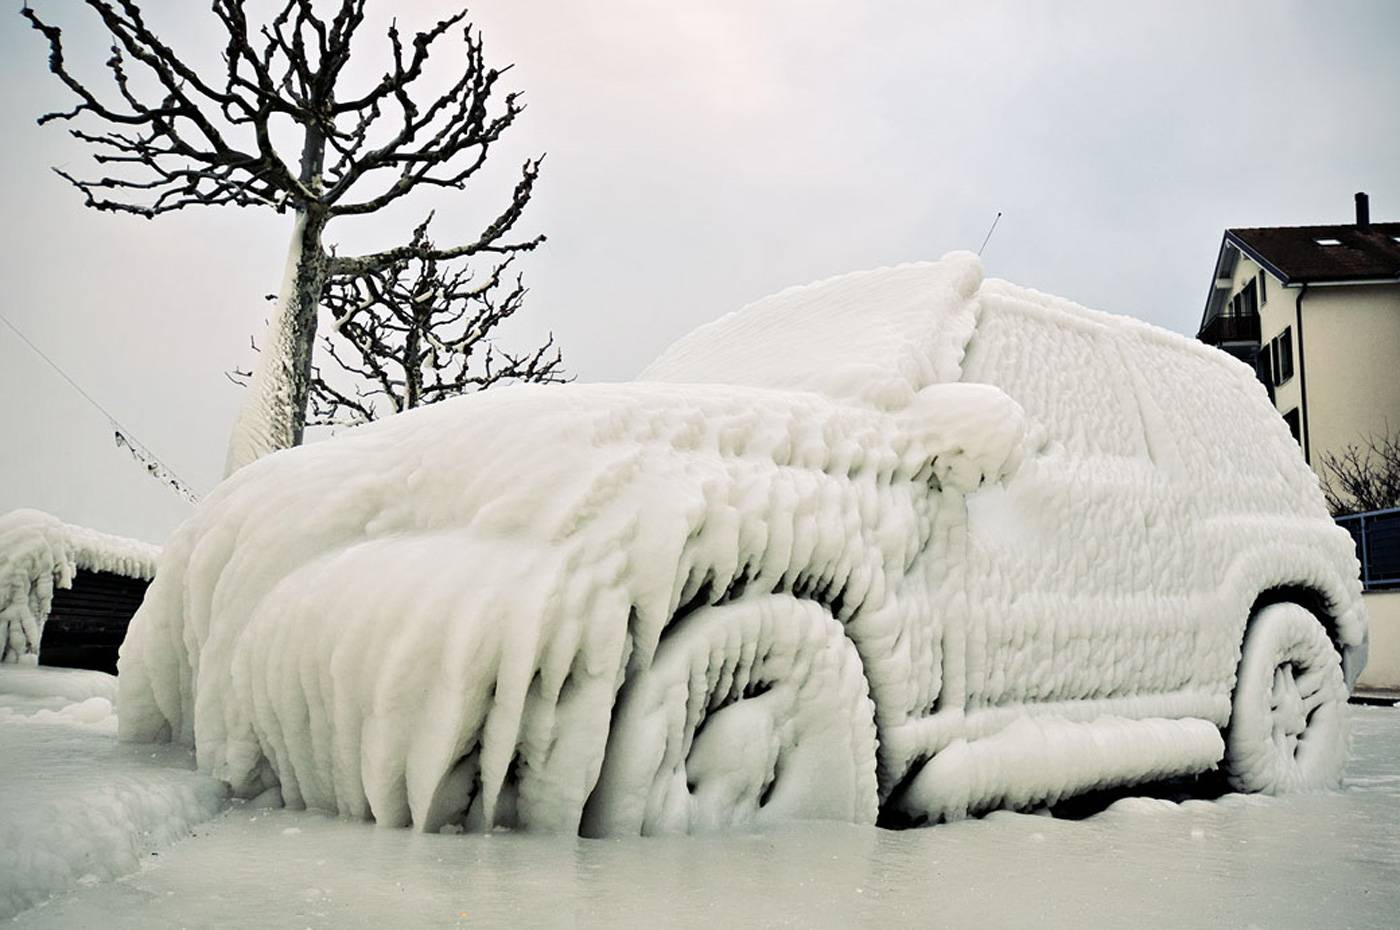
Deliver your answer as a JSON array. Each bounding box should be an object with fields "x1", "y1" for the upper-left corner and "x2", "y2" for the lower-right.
[
  {"x1": 1197, "y1": 312, "x2": 1260, "y2": 346},
  {"x1": 1336, "y1": 506, "x2": 1400, "y2": 592}
]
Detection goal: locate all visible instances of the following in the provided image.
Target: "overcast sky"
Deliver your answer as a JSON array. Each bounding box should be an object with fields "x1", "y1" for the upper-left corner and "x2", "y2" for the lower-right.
[{"x1": 2, "y1": 0, "x2": 1398, "y2": 543}]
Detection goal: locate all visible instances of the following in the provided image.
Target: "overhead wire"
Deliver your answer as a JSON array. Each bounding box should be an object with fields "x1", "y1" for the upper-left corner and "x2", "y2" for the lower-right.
[{"x1": 0, "y1": 310, "x2": 201, "y2": 503}]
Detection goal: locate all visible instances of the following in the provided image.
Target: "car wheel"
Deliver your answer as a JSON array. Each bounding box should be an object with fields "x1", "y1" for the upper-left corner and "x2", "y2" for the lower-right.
[
  {"x1": 581, "y1": 594, "x2": 878, "y2": 836},
  {"x1": 1223, "y1": 602, "x2": 1348, "y2": 794}
]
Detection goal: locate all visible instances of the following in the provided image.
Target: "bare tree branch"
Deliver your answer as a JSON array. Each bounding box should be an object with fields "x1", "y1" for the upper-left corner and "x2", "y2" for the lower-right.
[
  {"x1": 1322, "y1": 425, "x2": 1400, "y2": 516},
  {"x1": 26, "y1": 0, "x2": 550, "y2": 458},
  {"x1": 311, "y1": 221, "x2": 565, "y2": 425},
  {"x1": 328, "y1": 158, "x2": 545, "y2": 277}
]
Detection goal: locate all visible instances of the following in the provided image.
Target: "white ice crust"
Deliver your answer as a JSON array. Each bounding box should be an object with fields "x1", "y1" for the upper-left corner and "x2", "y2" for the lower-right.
[
  {"x1": 117, "y1": 253, "x2": 1366, "y2": 835},
  {"x1": 0, "y1": 510, "x2": 159, "y2": 664},
  {"x1": 224, "y1": 213, "x2": 308, "y2": 476},
  {"x1": 0, "y1": 666, "x2": 225, "y2": 920},
  {"x1": 641, "y1": 257, "x2": 984, "y2": 410}
]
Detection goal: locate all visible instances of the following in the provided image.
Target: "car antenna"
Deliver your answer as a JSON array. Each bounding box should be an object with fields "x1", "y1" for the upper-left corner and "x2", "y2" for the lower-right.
[{"x1": 977, "y1": 211, "x2": 1003, "y2": 257}]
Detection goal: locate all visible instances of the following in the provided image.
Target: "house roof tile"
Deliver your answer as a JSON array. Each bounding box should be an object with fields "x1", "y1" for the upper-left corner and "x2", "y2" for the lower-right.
[{"x1": 1227, "y1": 223, "x2": 1400, "y2": 284}]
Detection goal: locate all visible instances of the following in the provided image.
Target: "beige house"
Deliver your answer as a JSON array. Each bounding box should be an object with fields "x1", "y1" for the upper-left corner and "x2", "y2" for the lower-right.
[{"x1": 1198, "y1": 192, "x2": 1400, "y2": 691}]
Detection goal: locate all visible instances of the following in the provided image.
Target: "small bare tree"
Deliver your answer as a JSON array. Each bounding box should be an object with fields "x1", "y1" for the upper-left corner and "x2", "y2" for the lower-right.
[
  {"x1": 308, "y1": 218, "x2": 565, "y2": 426},
  {"x1": 1322, "y1": 428, "x2": 1400, "y2": 516},
  {"x1": 24, "y1": 1, "x2": 542, "y2": 474}
]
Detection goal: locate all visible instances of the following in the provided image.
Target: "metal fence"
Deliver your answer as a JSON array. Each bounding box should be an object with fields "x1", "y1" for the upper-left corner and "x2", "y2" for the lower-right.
[{"x1": 1336, "y1": 506, "x2": 1400, "y2": 591}]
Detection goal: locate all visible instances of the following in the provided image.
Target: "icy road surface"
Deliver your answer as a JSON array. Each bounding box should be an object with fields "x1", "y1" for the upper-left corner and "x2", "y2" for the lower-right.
[{"x1": 7, "y1": 701, "x2": 1400, "y2": 928}]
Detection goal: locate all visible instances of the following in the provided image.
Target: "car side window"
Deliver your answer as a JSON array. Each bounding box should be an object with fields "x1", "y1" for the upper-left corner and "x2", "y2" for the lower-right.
[
  {"x1": 960, "y1": 289, "x2": 1150, "y2": 462},
  {"x1": 1121, "y1": 331, "x2": 1309, "y2": 514}
]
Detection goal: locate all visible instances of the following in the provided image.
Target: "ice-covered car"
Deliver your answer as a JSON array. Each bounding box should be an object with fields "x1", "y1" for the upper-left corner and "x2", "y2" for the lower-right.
[{"x1": 118, "y1": 253, "x2": 1366, "y2": 835}]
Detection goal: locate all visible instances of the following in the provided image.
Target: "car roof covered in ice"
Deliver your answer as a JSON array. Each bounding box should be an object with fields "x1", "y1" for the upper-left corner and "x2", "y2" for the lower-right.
[
  {"x1": 642, "y1": 252, "x2": 1239, "y2": 409},
  {"x1": 641, "y1": 253, "x2": 985, "y2": 410}
]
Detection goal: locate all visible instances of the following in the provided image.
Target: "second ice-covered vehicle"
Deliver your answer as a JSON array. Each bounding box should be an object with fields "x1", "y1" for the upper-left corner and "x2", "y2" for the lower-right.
[{"x1": 117, "y1": 253, "x2": 1366, "y2": 835}]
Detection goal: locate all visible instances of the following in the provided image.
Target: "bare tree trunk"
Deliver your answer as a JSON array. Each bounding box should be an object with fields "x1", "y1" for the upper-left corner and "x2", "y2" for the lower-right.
[
  {"x1": 224, "y1": 123, "x2": 329, "y2": 476},
  {"x1": 404, "y1": 298, "x2": 425, "y2": 410},
  {"x1": 224, "y1": 209, "x2": 329, "y2": 476}
]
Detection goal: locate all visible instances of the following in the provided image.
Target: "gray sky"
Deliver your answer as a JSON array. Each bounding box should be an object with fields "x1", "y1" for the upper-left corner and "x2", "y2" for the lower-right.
[{"x1": 2, "y1": 0, "x2": 1399, "y2": 543}]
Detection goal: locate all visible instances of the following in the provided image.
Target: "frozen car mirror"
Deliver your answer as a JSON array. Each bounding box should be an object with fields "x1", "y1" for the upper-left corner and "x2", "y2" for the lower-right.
[{"x1": 897, "y1": 382, "x2": 1029, "y2": 493}]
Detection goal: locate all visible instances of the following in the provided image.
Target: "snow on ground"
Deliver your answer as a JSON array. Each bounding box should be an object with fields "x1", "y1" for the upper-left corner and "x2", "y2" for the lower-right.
[
  {"x1": 0, "y1": 667, "x2": 225, "y2": 920},
  {"x1": 0, "y1": 665, "x2": 118, "y2": 713},
  {"x1": 5, "y1": 701, "x2": 1400, "y2": 928}
]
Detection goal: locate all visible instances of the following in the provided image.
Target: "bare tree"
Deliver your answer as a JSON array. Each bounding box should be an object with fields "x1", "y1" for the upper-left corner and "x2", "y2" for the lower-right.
[
  {"x1": 307, "y1": 217, "x2": 565, "y2": 426},
  {"x1": 24, "y1": 0, "x2": 542, "y2": 474},
  {"x1": 1322, "y1": 427, "x2": 1400, "y2": 516}
]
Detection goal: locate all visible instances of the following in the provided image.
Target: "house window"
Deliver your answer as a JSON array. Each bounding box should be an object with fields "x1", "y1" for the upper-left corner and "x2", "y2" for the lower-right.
[
  {"x1": 1258, "y1": 272, "x2": 1267, "y2": 304},
  {"x1": 1241, "y1": 279, "x2": 1258, "y2": 317},
  {"x1": 1282, "y1": 408, "x2": 1301, "y2": 444},
  {"x1": 1228, "y1": 279, "x2": 1259, "y2": 318},
  {"x1": 1255, "y1": 349, "x2": 1275, "y2": 402},
  {"x1": 1277, "y1": 327, "x2": 1293, "y2": 382}
]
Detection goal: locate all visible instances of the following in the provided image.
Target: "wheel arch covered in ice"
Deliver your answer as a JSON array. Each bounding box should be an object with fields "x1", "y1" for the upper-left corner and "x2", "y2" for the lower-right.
[{"x1": 1246, "y1": 584, "x2": 1365, "y2": 686}]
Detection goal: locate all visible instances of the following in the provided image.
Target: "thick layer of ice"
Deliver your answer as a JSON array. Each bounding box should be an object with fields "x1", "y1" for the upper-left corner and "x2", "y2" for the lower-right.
[
  {"x1": 224, "y1": 213, "x2": 309, "y2": 476},
  {"x1": 1223, "y1": 603, "x2": 1348, "y2": 793},
  {"x1": 641, "y1": 253, "x2": 983, "y2": 409},
  {"x1": 0, "y1": 665, "x2": 119, "y2": 711},
  {"x1": 117, "y1": 253, "x2": 1365, "y2": 836},
  {"x1": 896, "y1": 715, "x2": 1225, "y2": 822},
  {"x1": 0, "y1": 510, "x2": 159, "y2": 664},
  {"x1": 121, "y1": 378, "x2": 1017, "y2": 834},
  {"x1": 583, "y1": 595, "x2": 880, "y2": 835},
  {"x1": 0, "y1": 667, "x2": 226, "y2": 920}
]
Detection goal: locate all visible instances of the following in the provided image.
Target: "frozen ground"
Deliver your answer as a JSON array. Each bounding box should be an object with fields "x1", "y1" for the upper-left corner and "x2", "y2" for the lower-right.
[
  {"x1": 3, "y1": 669, "x2": 1399, "y2": 928},
  {"x1": 0, "y1": 667, "x2": 225, "y2": 919}
]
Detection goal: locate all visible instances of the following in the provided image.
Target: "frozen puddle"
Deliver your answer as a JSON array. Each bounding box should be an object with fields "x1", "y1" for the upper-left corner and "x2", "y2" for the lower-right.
[
  {"x1": 0, "y1": 667, "x2": 226, "y2": 919},
  {"x1": 6, "y1": 698, "x2": 1399, "y2": 928}
]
